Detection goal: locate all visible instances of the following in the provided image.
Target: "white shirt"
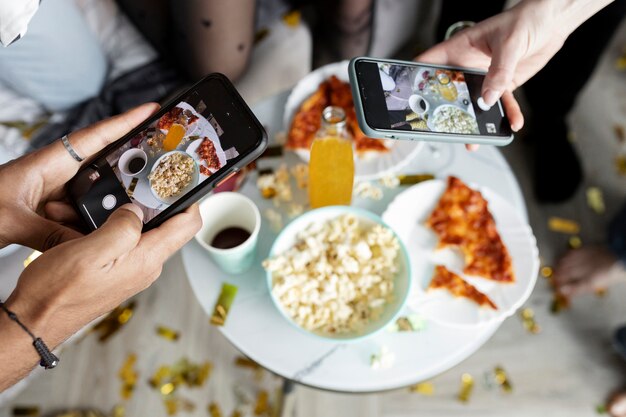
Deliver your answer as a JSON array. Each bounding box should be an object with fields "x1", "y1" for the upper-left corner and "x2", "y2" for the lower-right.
[{"x1": 0, "y1": 0, "x2": 40, "y2": 46}]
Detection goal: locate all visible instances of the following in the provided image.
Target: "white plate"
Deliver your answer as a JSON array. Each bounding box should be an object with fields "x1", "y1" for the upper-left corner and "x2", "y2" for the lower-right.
[
  {"x1": 283, "y1": 61, "x2": 423, "y2": 181},
  {"x1": 382, "y1": 179, "x2": 539, "y2": 327}
]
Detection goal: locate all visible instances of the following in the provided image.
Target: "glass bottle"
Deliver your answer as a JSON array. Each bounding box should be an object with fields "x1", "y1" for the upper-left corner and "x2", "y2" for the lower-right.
[{"x1": 308, "y1": 106, "x2": 354, "y2": 208}]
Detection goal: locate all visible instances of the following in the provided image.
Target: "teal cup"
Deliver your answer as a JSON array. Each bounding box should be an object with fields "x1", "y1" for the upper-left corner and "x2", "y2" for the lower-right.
[{"x1": 194, "y1": 192, "x2": 261, "y2": 274}]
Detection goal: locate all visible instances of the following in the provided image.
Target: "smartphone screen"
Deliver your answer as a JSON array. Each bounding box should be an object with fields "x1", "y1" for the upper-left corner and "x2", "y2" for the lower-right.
[
  {"x1": 354, "y1": 59, "x2": 512, "y2": 138},
  {"x1": 69, "y1": 75, "x2": 265, "y2": 229}
]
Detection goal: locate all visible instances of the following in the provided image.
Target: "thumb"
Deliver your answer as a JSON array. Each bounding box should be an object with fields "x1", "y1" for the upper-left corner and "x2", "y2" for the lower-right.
[
  {"x1": 80, "y1": 204, "x2": 144, "y2": 264},
  {"x1": 482, "y1": 42, "x2": 520, "y2": 106}
]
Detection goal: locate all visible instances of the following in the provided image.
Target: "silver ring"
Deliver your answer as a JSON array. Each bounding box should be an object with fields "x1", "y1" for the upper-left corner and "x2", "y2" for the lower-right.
[{"x1": 61, "y1": 134, "x2": 83, "y2": 162}]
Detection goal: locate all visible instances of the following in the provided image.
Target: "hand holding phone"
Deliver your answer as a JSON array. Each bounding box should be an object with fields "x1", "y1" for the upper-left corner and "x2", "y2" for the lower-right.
[
  {"x1": 67, "y1": 74, "x2": 267, "y2": 231},
  {"x1": 349, "y1": 57, "x2": 514, "y2": 146}
]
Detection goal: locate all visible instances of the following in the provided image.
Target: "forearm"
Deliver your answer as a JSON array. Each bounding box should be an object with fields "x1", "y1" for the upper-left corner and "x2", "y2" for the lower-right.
[
  {"x1": 0, "y1": 296, "x2": 63, "y2": 392},
  {"x1": 0, "y1": 310, "x2": 41, "y2": 392},
  {"x1": 532, "y1": 0, "x2": 615, "y2": 35}
]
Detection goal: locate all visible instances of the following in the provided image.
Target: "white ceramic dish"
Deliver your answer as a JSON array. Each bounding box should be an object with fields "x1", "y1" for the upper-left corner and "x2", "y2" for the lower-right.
[
  {"x1": 283, "y1": 61, "x2": 423, "y2": 181},
  {"x1": 382, "y1": 179, "x2": 539, "y2": 327},
  {"x1": 266, "y1": 206, "x2": 412, "y2": 341},
  {"x1": 148, "y1": 150, "x2": 199, "y2": 205}
]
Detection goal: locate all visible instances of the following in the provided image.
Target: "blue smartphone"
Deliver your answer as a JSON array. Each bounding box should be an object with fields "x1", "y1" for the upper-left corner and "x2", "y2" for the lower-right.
[{"x1": 349, "y1": 57, "x2": 514, "y2": 146}]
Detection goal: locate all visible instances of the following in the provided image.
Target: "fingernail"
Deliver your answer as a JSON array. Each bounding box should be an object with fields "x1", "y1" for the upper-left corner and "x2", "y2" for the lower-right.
[
  {"x1": 467, "y1": 144, "x2": 480, "y2": 152},
  {"x1": 121, "y1": 203, "x2": 144, "y2": 222},
  {"x1": 483, "y1": 89, "x2": 499, "y2": 107}
]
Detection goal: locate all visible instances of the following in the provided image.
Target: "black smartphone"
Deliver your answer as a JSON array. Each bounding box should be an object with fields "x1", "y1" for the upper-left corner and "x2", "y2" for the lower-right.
[
  {"x1": 67, "y1": 73, "x2": 267, "y2": 232},
  {"x1": 349, "y1": 57, "x2": 514, "y2": 146}
]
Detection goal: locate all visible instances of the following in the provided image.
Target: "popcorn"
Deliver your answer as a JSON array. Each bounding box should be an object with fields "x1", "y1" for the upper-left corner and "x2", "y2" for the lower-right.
[
  {"x1": 149, "y1": 153, "x2": 194, "y2": 199},
  {"x1": 353, "y1": 182, "x2": 383, "y2": 201},
  {"x1": 264, "y1": 214, "x2": 399, "y2": 335}
]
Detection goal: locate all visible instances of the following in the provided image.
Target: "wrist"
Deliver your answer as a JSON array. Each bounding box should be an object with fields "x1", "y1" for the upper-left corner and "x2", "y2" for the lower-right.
[{"x1": 4, "y1": 293, "x2": 63, "y2": 349}]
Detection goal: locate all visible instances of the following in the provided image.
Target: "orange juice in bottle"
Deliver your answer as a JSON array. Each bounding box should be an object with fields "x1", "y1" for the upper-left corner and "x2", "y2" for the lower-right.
[
  {"x1": 308, "y1": 106, "x2": 354, "y2": 208},
  {"x1": 163, "y1": 123, "x2": 186, "y2": 151}
]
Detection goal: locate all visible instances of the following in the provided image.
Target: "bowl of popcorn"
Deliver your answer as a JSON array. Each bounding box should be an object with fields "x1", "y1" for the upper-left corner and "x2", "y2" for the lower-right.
[
  {"x1": 149, "y1": 150, "x2": 199, "y2": 205},
  {"x1": 263, "y1": 206, "x2": 411, "y2": 341}
]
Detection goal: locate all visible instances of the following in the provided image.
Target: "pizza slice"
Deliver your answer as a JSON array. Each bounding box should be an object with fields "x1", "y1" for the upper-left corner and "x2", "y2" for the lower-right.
[
  {"x1": 426, "y1": 176, "x2": 515, "y2": 283},
  {"x1": 428, "y1": 265, "x2": 497, "y2": 309},
  {"x1": 196, "y1": 138, "x2": 221, "y2": 173},
  {"x1": 157, "y1": 107, "x2": 183, "y2": 131}
]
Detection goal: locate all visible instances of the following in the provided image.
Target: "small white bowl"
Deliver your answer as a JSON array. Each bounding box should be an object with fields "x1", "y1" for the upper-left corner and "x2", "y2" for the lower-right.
[
  {"x1": 118, "y1": 148, "x2": 147, "y2": 177},
  {"x1": 149, "y1": 151, "x2": 199, "y2": 205}
]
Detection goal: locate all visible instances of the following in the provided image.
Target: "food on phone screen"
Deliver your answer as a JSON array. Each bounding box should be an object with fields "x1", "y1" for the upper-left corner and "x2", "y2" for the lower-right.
[
  {"x1": 163, "y1": 123, "x2": 186, "y2": 151},
  {"x1": 431, "y1": 106, "x2": 479, "y2": 135},
  {"x1": 149, "y1": 152, "x2": 195, "y2": 199},
  {"x1": 196, "y1": 137, "x2": 221, "y2": 173},
  {"x1": 426, "y1": 176, "x2": 514, "y2": 283},
  {"x1": 429, "y1": 265, "x2": 497, "y2": 309}
]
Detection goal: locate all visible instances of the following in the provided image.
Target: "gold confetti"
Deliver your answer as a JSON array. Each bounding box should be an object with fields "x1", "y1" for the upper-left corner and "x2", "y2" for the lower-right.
[
  {"x1": 548, "y1": 217, "x2": 580, "y2": 234},
  {"x1": 208, "y1": 402, "x2": 223, "y2": 417},
  {"x1": 616, "y1": 55, "x2": 626, "y2": 71},
  {"x1": 23, "y1": 251, "x2": 42, "y2": 268},
  {"x1": 551, "y1": 292, "x2": 570, "y2": 314},
  {"x1": 595, "y1": 288, "x2": 608, "y2": 297},
  {"x1": 118, "y1": 353, "x2": 139, "y2": 400},
  {"x1": 520, "y1": 308, "x2": 541, "y2": 334},
  {"x1": 160, "y1": 382, "x2": 175, "y2": 396},
  {"x1": 92, "y1": 302, "x2": 136, "y2": 342},
  {"x1": 458, "y1": 373, "x2": 474, "y2": 403},
  {"x1": 586, "y1": 187, "x2": 606, "y2": 214},
  {"x1": 127, "y1": 177, "x2": 139, "y2": 197},
  {"x1": 111, "y1": 405, "x2": 125, "y2": 417},
  {"x1": 156, "y1": 325, "x2": 180, "y2": 341},
  {"x1": 163, "y1": 397, "x2": 196, "y2": 416},
  {"x1": 397, "y1": 174, "x2": 435, "y2": 185},
  {"x1": 615, "y1": 154, "x2": 626, "y2": 175},
  {"x1": 540, "y1": 266, "x2": 553, "y2": 279},
  {"x1": 235, "y1": 356, "x2": 261, "y2": 370},
  {"x1": 231, "y1": 412, "x2": 243, "y2": 417},
  {"x1": 568, "y1": 236, "x2": 582, "y2": 249},
  {"x1": 409, "y1": 382, "x2": 434, "y2": 395},
  {"x1": 12, "y1": 406, "x2": 40, "y2": 416},
  {"x1": 254, "y1": 391, "x2": 270, "y2": 416},
  {"x1": 282, "y1": 10, "x2": 301, "y2": 27},
  {"x1": 494, "y1": 366, "x2": 513, "y2": 393},
  {"x1": 211, "y1": 283, "x2": 238, "y2": 326},
  {"x1": 596, "y1": 403, "x2": 607, "y2": 414}
]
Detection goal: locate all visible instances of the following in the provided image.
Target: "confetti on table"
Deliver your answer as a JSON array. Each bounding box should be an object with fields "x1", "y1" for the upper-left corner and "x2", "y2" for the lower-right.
[
  {"x1": 118, "y1": 353, "x2": 139, "y2": 400},
  {"x1": 51, "y1": 411, "x2": 107, "y2": 417},
  {"x1": 615, "y1": 154, "x2": 626, "y2": 176},
  {"x1": 586, "y1": 187, "x2": 606, "y2": 214},
  {"x1": 494, "y1": 366, "x2": 513, "y2": 393},
  {"x1": 551, "y1": 292, "x2": 570, "y2": 314},
  {"x1": 397, "y1": 174, "x2": 435, "y2": 186},
  {"x1": 568, "y1": 236, "x2": 583, "y2": 250},
  {"x1": 23, "y1": 250, "x2": 42, "y2": 268},
  {"x1": 548, "y1": 217, "x2": 580, "y2": 234},
  {"x1": 156, "y1": 325, "x2": 180, "y2": 341},
  {"x1": 540, "y1": 266, "x2": 553, "y2": 279},
  {"x1": 282, "y1": 10, "x2": 301, "y2": 27},
  {"x1": 211, "y1": 283, "x2": 238, "y2": 326},
  {"x1": 235, "y1": 356, "x2": 264, "y2": 381},
  {"x1": 12, "y1": 406, "x2": 40, "y2": 416},
  {"x1": 166, "y1": 397, "x2": 196, "y2": 416},
  {"x1": 595, "y1": 288, "x2": 608, "y2": 297},
  {"x1": 254, "y1": 391, "x2": 270, "y2": 416},
  {"x1": 149, "y1": 358, "x2": 213, "y2": 400},
  {"x1": 596, "y1": 403, "x2": 607, "y2": 414},
  {"x1": 209, "y1": 402, "x2": 223, "y2": 417},
  {"x1": 253, "y1": 28, "x2": 270, "y2": 45},
  {"x1": 127, "y1": 177, "x2": 138, "y2": 198},
  {"x1": 230, "y1": 411, "x2": 243, "y2": 417},
  {"x1": 92, "y1": 302, "x2": 136, "y2": 342},
  {"x1": 520, "y1": 308, "x2": 541, "y2": 334},
  {"x1": 111, "y1": 405, "x2": 125, "y2": 417},
  {"x1": 458, "y1": 373, "x2": 474, "y2": 403},
  {"x1": 409, "y1": 382, "x2": 435, "y2": 395}
]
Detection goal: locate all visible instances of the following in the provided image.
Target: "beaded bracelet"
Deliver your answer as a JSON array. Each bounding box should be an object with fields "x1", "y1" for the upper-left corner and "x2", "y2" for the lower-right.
[{"x1": 0, "y1": 301, "x2": 59, "y2": 369}]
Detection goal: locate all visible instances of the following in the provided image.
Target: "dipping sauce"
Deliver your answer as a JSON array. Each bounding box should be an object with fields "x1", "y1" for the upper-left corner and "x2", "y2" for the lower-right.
[
  {"x1": 128, "y1": 157, "x2": 146, "y2": 174},
  {"x1": 211, "y1": 227, "x2": 251, "y2": 249}
]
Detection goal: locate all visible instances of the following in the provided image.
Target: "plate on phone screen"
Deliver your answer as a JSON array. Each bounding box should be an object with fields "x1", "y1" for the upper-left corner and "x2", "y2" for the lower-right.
[{"x1": 283, "y1": 61, "x2": 423, "y2": 181}]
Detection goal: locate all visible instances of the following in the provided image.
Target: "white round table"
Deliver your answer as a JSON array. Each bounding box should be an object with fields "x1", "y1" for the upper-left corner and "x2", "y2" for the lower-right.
[{"x1": 182, "y1": 90, "x2": 528, "y2": 393}]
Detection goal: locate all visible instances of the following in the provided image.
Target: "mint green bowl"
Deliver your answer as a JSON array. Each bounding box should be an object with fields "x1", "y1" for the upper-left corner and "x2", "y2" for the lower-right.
[{"x1": 266, "y1": 206, "x2": 412, "y2": 342}]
